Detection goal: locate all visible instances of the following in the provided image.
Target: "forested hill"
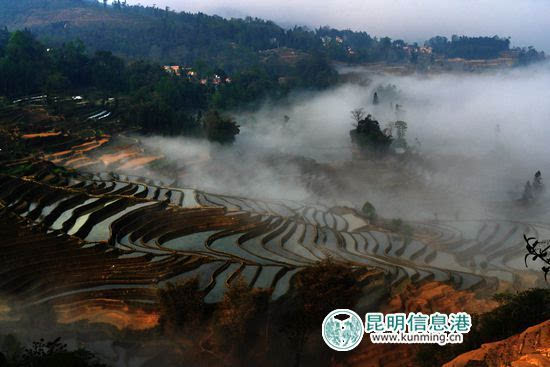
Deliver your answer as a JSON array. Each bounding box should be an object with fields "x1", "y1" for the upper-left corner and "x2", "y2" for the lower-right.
[
  {"x1": 2, "y1": 0, "x2": 543, "y2": 73},
  {"x1": 0, "y1": 0, "x2": 395, "y2": 72}
]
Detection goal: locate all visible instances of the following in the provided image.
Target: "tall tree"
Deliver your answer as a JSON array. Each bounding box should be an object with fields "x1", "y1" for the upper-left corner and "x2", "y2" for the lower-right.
[
  {"x1": 279, "y1": 260, "x2": 362, "y2": 367},
  {"x1": 202, "y1": 110, "x2": 240, "y2": 144},
  {"x1": 350, "y1": 107, "x2": 366, "y2": 124},
  {"x1": 0, "y1": 30, "x2": 49, "y2": 96}
]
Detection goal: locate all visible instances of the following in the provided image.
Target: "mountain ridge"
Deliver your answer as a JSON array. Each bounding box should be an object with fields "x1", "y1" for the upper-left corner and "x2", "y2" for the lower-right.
[{"x1": 1, "y1": 0, "x2": 543, "y2": 72}]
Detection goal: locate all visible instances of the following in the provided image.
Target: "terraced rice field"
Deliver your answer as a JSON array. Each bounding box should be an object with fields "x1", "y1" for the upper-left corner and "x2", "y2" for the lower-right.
[
  {"x1": 0, "y1": 159, "x2": 545, "y2": 322},
  {"x1": 0, "y1": 96, "x2": 547, "y2": 329},
  {"x1": 0, "y1": 97, "x2": 162, "y2": 173}
]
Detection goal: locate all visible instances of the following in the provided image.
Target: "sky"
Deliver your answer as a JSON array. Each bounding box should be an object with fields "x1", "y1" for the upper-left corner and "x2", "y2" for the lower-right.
[{"x1": 122, "y1": 0, "x2": 550, "y2": 52}]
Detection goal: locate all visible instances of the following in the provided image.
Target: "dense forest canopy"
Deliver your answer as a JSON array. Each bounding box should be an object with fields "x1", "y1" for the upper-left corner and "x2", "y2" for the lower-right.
[
  {"x1": 0, "y1": 28, "x2": 336, "y2": 141},
  {"x1": 0, "y1": 0, "x2": 546, "y2": 139},
  {"x1": 426, "y1": 35, "x2": 510, "y2": 59},
  {"x1": 1, "y1": 0, "x2": 543, "y2": 72},
  {"x1": 0, "y1": 0, "x2": 408, "y2": 70},
  {"x1": 425, "y1": 35, "x2": 545, "y2": 62}
]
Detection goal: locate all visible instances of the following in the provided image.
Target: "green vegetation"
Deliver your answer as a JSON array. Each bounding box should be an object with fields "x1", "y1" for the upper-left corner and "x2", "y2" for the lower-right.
[
  {"x1": 279, "y1": 259, "x2": 363, "y2": 366},
  {"x1": 427, "y1": 35, "x2": 510, "y2": 59},
  {"x1": 392, "y1": 120, "x2": 408, "y2": 150},
  {"x1": 3, "y1": 1, "x2": 541, "y2": 73},
  {"x1": 0, "y1": 30, "x2": 125, "y2": 96},
  {"x1": 0, "y1": 2, "x2": 544, "y2": 141},
  {"x1": 157, "y1": 277, "x2": 206, "y2": 335},
  {"x1": 202, "y1": 110, "x2": 241, "y2": 144},
  {"x1": 0, "y1": 28, "x2": 337, "y2": 140},
  {"x1": 361, "y1": 201, "x2": 377, "y2": 222},
  {"x1": 389, "y1": 218, "x2": 413, "y2": 239},
  {"x1": 426, "y1": 35, "x2": 545, "y2": 63},
  {"x1": 0, "y1": 336, "x2": 107, "y2": 367},
  {"x1": 156, "y1": 259, "x2": 366, "y2": 367},
  {"x1": 0, "y1": 163, "x2": 35, "y2": 176},
  {"x1": 0, "y1": 0, "x2": 411, "y2": 69},
  {"x1": 415, "y1": 288, "x2": 550, "y2": 367},
  {"x1": 390, "y1": 218, "x2": 403, "y2": 231},
  {"x1": 350, "y1": 114, "x2": 393, "y2": 156},
  {"x1": 213, "y1": 278, "x2": 271, "y2": 361}
]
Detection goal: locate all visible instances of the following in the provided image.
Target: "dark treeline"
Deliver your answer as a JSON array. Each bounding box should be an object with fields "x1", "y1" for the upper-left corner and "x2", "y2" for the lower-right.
[
  {"x1": 0, "y1": 1, "x2": 545, "y2": 74},
  {"x1": 1, "y1": 0, "x2": 546, "y2": 71},
  {"x1": 426, "y1": 35, "x2": 545, "y2": 62},
  {"x1": 157, "y1": 259, "x2": 367, "y2": 367},
  {"x1": 0, "y1": 336, "x2": 107, "y2": 367},
  {"x1": 0, "y1": 0, "x2": 420, "y2": 69}
]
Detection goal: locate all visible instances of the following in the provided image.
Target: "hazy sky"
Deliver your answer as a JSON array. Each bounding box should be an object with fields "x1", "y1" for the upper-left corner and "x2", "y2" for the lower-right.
[{"x1": 123, "y1": 0, "x2": 550, "y2": 52}]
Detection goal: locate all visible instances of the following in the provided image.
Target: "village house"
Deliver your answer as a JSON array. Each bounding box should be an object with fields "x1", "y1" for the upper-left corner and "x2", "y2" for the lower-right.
[{"x1": 163, "y1": 65, "x2": 181, "y2": 76}]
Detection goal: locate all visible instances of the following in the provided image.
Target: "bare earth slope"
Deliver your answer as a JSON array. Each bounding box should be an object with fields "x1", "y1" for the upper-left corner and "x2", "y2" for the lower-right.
[{"x1": 444, "y1": 320, "x2": 550, "y2": 367}]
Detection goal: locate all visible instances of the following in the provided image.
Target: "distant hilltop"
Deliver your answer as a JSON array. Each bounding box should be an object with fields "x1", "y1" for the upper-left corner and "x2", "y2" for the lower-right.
[{"x1": 0, "y1": 0, "x2": 545, "y2": 73}]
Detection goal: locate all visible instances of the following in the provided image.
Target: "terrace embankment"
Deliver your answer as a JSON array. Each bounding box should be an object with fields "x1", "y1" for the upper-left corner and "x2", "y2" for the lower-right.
[
  {"x1": 0, "y1": 157, "x2": 542, "y2": 334},
  {"x1": 0, "y1": 97, "x2": 548, "y2": 366},
  {"x1": 0, "y1": 97, "x2": 163, "y2": 173}
]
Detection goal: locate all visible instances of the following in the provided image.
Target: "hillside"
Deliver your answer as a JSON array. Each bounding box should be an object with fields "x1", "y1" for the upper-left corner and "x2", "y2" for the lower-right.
[
  {"x1": 0, "y1": 0, "x2": 373, "y2": 72},
  {"x1": 3, "y1": 0, "x2": 542, "y2": 74},
  {"x1": 1, "y1": 95, "x2": 548, "y2": 366}
]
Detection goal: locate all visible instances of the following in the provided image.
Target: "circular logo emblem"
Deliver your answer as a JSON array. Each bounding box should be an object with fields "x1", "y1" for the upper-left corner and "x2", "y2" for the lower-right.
[{"x1": 322, "y1": 309, "x2": 364, "y2": 351}]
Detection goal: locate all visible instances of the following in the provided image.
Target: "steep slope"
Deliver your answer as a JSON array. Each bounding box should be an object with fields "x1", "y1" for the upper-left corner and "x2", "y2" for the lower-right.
[
  {"x1": 443, "y1": 320, "x2": 550, "y2": 367},
  {"x1": 345, "y1": 282, "x2": 500, "y2": 367}
]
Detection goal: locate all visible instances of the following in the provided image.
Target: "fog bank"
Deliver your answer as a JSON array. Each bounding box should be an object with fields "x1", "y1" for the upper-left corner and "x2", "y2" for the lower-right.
[{"x1": 136, "y1": 62, "x2": 550, "y2": 220}]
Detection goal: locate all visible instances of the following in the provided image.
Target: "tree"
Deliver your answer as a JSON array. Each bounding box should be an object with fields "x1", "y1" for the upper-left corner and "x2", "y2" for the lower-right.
[
  {"x1": 279, "y1": 259, "x2": 362, "y2": 367},
  {"x1": 0, "y1": 30, "x2": 49, "y2": 96},
  {"x1": 518, "y1": 46, "x2": 545, "y2": 65},
  {"x1": 49, "y1": 40, "x2": 91, "y2": 88},
  {"x1": 350, "y1": 108, "x2": 366, "y2": 124},
  {"x1": 410, "y1": 50, "x2": 418, "y2": 64},
  {"x1": 375, "y1": 84, "x2": 401, "y2": 104},
  {"x1": 46, "y1": 72, "x2": 70, "y2": 92},
  {"x1": 361, "y1": 201, "x2": 376, "y2": 222},
  {"x1": 90, "y1": 50, "x2": 126, "y2": 91},
  {"x1": 15, "y1": 338, "x2": 107, "y2": 367},
  {"x1": 427, "y1": 35, "x2": 512, "y2": 60},
  {"x1": 372, "y1": 92, "x2": 379, "y2": 105},
  {"x1": 394, "y1": 120, "x2": 407, "y2": 140},
  {"x1": 202, "y1": 110, "x2": 240, "y2": 144},
  {"x1": 350, "y1": 114, "x2": 393, "y2": 156},
  {"x1": 0, "y1": 27, "x2": 9, "y2": 57},
  {"x1": 1, "y1": 334, "x2": 23, "y2": 362},
  {"x1": 293, "y1": 52, "x2": 338, "y2": 89},
  {"x1": 533, "y1": 170, "x2": 544, "y2": 196},
  {"x1": 392, "y1": 120, "x2": 408, "y2": 152},
  {"x1": 213, "y1": 278, "x2": 271, "y2": 363},
  {"x1": 522, "y1": 181, "x2": 533, "y2": 201},
  {"x1": 157, "y1": 277, "x2": 206, "y2": 335}
]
